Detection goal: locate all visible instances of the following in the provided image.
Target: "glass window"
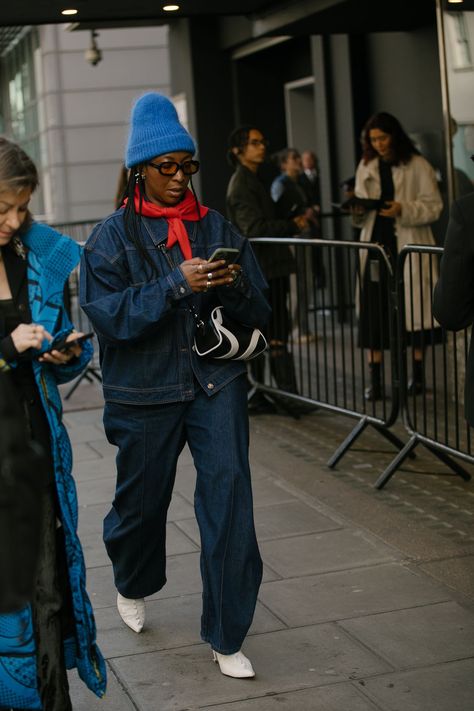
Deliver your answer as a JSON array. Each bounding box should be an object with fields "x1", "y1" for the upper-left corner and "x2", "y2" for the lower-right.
[{"x1": 1, "y1": 28, "x2": 43, "y2": 212}]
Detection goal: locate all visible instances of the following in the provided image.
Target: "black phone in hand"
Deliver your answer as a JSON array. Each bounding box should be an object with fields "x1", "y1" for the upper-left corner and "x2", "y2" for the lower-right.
[{"x1": 42, "y1": 332, "x2": 94, "y2": 356}]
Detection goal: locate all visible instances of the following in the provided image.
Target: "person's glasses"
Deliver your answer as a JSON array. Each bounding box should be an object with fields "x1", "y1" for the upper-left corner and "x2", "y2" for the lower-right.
[
  {"x1": 147, "y1": 159, "x2": 200, "y2": 176},
  {"x1": 247, "y1": 139, "x2": 269, "y2": 148}
]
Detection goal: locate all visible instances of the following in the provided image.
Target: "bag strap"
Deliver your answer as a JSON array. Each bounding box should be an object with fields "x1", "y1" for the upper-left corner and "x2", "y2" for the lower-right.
[{"x1": 156, "y1": 226, "x2": 205, "y2": 328}]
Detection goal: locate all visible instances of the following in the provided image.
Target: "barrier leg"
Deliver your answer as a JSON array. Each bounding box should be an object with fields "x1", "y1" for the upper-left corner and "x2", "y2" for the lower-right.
[
  {"x1": 64, "y1": 366, "x2": 102, "y2": 401},
  {"x1": 374, "y1": 435, "x2": 419, "y2": 489},
  {"x1": 373, "y1": 424, "x2": 416, "y2": 460},
  {"x1": 423, "y1": 443, "x2": 471, "y2": 482},
  {"x1": 327, "y1": 416, "x2": 369, "y2": 468}
]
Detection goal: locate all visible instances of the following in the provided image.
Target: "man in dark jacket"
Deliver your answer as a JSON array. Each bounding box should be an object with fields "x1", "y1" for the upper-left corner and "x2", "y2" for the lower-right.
[
  {"x1": 433, "y1": 193, "x2": 474, "y2": 425},
  {"x1": 226, "y1": 126, "x2": 307, "y2": 398}
]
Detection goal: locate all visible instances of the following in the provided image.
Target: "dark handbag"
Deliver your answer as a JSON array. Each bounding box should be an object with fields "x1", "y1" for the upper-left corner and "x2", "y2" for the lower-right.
[{"x1": 193, "y1": 305, "x2": 267, "y2": 361}]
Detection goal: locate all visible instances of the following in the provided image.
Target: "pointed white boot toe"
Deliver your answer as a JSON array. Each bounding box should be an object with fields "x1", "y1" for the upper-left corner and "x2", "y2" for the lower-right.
[
  {"x1": 117, "y1": 592, "x2": 145, "y2": 633},
  {"x1": 212, "y1": 649, "x2": 255, "y2": 678}
]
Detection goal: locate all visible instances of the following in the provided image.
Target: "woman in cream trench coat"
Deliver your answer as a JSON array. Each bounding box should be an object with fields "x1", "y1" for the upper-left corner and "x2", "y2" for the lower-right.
[{"x1": 353, "y1": 112, "x2": 443, "y2": 399}]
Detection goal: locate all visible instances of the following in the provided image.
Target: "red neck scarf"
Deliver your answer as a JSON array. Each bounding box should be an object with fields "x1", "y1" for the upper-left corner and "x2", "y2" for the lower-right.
[{"x1": 125, "y1": 187, "x2": 209, "y2": 260}]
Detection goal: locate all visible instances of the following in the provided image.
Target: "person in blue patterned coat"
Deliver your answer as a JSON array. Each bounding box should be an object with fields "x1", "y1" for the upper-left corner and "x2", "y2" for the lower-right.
[{"x1": 0, "y1": 138, "x2": 106, "y2": 710}]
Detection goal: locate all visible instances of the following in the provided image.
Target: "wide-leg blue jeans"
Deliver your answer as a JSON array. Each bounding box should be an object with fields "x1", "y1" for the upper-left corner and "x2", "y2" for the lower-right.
[{"x1": 103, "y1": 375, "x2": 263, "y2": 654}]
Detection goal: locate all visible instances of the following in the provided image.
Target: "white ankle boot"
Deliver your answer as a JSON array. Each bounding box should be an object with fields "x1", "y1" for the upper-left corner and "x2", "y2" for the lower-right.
[
  {"x1": 116, "y1": 592, "x2": 145, "y2": 633},
  {"x1": 212, "y1": 649, "x2": 255, "y2": 678}
]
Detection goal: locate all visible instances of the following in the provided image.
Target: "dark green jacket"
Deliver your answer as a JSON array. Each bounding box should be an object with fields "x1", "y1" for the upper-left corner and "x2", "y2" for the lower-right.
[{"x1": 226, "y1": 164, "x2": 296, "y2": 279}]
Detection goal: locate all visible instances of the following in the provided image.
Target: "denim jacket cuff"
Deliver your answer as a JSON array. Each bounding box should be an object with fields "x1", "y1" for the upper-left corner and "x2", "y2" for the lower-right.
[{"x1": 166, "y1": 266, "x2": 193, "y2": 301}]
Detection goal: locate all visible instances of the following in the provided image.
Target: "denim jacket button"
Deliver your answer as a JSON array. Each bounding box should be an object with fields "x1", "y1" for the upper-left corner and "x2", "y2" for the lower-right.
[
  {"x1": 179, "y1": 286, "x2": 185, "y2": 294},
  {"x1": 207, "y1": 383, "x2": 214, "y2": 390}
]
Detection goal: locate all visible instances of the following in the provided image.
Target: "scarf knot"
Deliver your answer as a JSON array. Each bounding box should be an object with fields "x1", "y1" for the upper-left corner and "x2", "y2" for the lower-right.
[{"x1": 127, "y1": 187, "x2": 209, "y2": 260}]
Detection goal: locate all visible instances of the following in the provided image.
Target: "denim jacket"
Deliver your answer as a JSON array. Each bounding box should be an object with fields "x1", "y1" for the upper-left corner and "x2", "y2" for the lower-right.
[{"x1": 80, "y1": 208, "x2": 270, "y2": 405}]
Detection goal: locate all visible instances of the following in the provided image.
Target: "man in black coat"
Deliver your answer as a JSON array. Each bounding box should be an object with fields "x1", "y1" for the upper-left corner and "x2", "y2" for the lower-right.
[{"x1": 433, "y1": 193, "x2": 474, "y2": 425}]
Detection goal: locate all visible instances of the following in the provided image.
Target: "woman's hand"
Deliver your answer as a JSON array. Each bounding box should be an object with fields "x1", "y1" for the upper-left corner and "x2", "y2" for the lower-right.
[
  {"x1": 10, "y1": 323, "x2": 52, "y2": 354},
  {"x1": 180, "y1": 257, "x2": 236, "y2": 293},
  {"x1": 379, "y1": 200, "x2": 401, "y2": 218},
  {"x1": 39, "y1": 332, "x2": 85, "y2": 365}
]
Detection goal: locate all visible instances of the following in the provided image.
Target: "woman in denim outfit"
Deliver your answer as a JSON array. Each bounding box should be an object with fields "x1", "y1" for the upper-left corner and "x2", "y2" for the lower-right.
[{"x1": 80, "y1": 93, "x2": 270, "y2": 678}]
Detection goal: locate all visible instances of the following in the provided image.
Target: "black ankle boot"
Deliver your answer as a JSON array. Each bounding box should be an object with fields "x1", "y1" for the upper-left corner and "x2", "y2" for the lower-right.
[
  {"x1": 407, "y1": 360, "x2": 424, "y2": 395},
  {"x1": 365, "y1": 362, "x2": 383, "y2": 401}
]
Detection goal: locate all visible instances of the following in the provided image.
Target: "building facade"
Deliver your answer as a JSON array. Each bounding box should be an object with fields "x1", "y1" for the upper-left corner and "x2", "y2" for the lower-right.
[{"x1": 0, "y1": 23, "x2": 170, "y2": 222}]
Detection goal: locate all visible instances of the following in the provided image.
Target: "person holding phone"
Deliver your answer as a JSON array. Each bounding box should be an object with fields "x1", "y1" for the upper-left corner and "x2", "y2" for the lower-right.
[
  {"x1": 353, "y1": 112, "x2": 442, "y2": 399},
  {"x1": 80, "y1": 93, "x2": 270, "y2": 678},
  {"x1": 0, "y1": 138, "x2": 106, "y2": 710}
]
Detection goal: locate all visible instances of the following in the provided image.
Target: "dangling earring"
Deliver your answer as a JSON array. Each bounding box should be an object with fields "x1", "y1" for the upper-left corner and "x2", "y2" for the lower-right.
[{"x1": 134, "y1": 171, "x2": 140, "y2": 183}]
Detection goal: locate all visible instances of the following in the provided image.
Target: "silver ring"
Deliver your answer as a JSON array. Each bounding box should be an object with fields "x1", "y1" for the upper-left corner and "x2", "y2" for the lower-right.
[
  {"x1": 206, "y1": 280, "x2": 212, "y2": 290},
  {"x1": 207, "y1": 272, "x2": 213, "y2": 280}
]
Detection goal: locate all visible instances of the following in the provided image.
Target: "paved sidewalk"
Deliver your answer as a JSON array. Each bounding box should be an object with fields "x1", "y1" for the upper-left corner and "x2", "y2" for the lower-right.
[{"x1": 64, "y1": 403, "x2": 474, "y2": 711}]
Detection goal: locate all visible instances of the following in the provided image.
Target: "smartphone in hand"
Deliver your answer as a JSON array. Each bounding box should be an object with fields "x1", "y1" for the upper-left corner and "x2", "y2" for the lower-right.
[
  {"x1": 42, "y1": 332, "x2": 94, "y2": 356},
  {"x1": 207, "y1": 247, "x2": 240, "y2": 264}
]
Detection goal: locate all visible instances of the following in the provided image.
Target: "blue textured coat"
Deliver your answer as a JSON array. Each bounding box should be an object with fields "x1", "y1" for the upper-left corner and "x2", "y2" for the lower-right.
[{"x1": 0, "y1": 223, "x2": 106, "y2": 709}]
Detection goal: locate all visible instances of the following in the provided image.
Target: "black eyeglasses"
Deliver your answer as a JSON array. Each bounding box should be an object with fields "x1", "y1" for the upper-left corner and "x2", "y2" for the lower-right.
[
  {"x1": 247, "y1": 139, "x2": 269, "y2": 148},
  {"x1": 147, "y1": 159, "x2": 200, "y2": 176}
]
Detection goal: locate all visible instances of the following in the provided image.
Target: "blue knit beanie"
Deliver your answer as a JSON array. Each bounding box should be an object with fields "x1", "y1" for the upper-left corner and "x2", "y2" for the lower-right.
[{"x1": 125, "y1": 92, "x2": 196, "y2": 168}]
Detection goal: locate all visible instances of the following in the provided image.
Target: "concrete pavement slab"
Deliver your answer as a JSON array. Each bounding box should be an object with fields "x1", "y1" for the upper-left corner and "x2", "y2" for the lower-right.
[
  {"x1": 259, "y1": 528, "x2": 396, "y2": 578},
  {"x1": 67, "y1": 663, "x2": 135, "y2": 711},
  {"x1": 110, "y1": 624, "x2": 391, "y2": 710},
  {"x1": 253, "y1": 500, "x2": 343, "y2": 541},
  {"x1": 200, "y1": 684, "x2": 381, "y2": 710},
  {"x1": 63, "y1": 408, "x2": 104, "y2": 428},
  {"x1": 167, "y1": 491, "x2": 195, "y2": 521},
  {"x1": 419, "y1": 555, "x2": 474, "y2": 601},
  {"x1": 71, "y1": 442, "x2": 103, "y2": 463},
  {"x1": 173, "y1": 468, "x2": 299, "y2": 508},
  {"x1": 76, "y1": 475, "x2": 116, "y2": 506},
  {"x1": 86, "y1": 554, "x2": 281, "y2": 610},
  {"x1": 87, "y1": 437, "x2": 117, "y2": 458},
  {"x1": 174, "y1": 500, "x2": 342, "y2": 548},
  {"x1": 258, "y1": 563, "x2": 450, "y2": 627},
  {"x1": 339, "y1": 600, "x2": 474, "y2": 668},
  {"x1": 73, "y1": 455, "x2": 117, "y2": 482},
  {"x1": 250, "y1": 475, "x2": 300, "y2": 507},
  {"x1": 94, "y1": 595, "x2": 284, "y2": 659},
  {"x1": 67, "y1": 422, "x2": 105, "y2": 444},
  {"x1": 78, "y1": 502, "x2": 109, "y2": 536},
  {"x1": 173, "y1": 463, "x2": 196, "y2": 503},
  {"x1": 361, "y1": 658, "x2": 474, "y2": 711}
]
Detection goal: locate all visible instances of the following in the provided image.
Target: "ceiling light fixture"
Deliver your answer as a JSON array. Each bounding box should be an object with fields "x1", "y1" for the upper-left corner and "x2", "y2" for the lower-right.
[
  {"x1": 61, "y1": 8, "x2": 78, "y2": 15},
  {"x1": 447, "y1": 0, "x2": 464, "y2": 4},
  {"x1": 163, "y1": 5, "x2": 180, "y2": 11}
]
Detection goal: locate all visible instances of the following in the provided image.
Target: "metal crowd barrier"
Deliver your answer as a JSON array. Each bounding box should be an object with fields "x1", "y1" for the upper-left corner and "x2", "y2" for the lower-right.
[
  {"x1": 249, "y1": 237, "x2": 472, "y2": 490},
  {"x1": 53, "y1": 220, "x2": 99, "y2": 244},
  {"x1": 64, "y1": 238, "x2": 102, "y2": 399},
  {"x1": 248, "y1": 237, "x2": 409, "y2": 462},
  {"x1": 375, "y1": 245, "x2": 472, "y2": 488}
]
